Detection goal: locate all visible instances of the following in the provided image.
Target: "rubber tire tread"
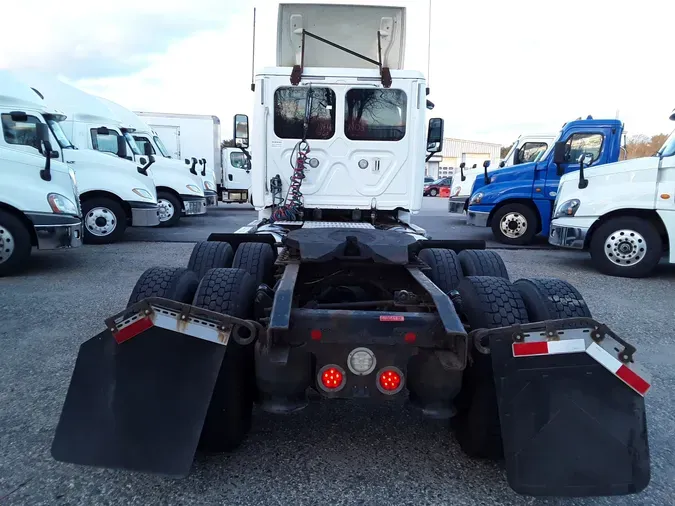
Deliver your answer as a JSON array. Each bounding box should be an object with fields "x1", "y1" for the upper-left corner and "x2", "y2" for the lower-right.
[
  {"x1": 513, "y1": 278, "x2": 592, "y2": 321},
  {"x1": 126, "y1": 267, "x2": 199, "y2": 308},
  {"x1": 232, "y1": 242, "x2": 275, "y2": 288},
  {"x1": 188, "y1": 241, "x2": 234, "y2": 280},
  {"x1": 157, "y1": 191, "x2": 182, "y2": 228},
  {"x1": 81, "y1": 197, "x2": 127, "y2": 244},
  {"x1": 418, "y1": 248, "x2": 464, "y2": 293},
  {"x1": 589, "y1": 216, "x2": 662, "y2": 278},
  {"x1": 458, "y1": 249, "x2": 509, "y2": 280},
  {"x1": 454, "y1": 276, "x2": 529, "y2": 459},
  {"x1": 0, "y1": 210, "x2": 32, "y2": 277},
  {"x1": 192, "y1": 268, "x2": 256, "y2": 452},
  {"x1": 491, "y1": 203, "x2": 538, "y2": 246}
]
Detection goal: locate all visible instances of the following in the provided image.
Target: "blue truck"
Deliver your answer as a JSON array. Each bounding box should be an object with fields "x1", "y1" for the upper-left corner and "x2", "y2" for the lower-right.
[{"x1": 466, "y1": 116, "x2": 624, "y2": 245}]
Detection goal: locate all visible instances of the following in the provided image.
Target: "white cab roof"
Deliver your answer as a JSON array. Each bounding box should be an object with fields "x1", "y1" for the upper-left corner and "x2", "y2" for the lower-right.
[
  {"x1": 277, "y1": 3, "x2": 405, "y2": 69},
  {"x1": 97, "y1": 96, "x2": 153, "y2": 132},
  {"x1": 0, "y1": 70, "x2": 64, "y2": 116},
  {"x1": 13, "y1": 70, "x2": 122, "y2": 126}
]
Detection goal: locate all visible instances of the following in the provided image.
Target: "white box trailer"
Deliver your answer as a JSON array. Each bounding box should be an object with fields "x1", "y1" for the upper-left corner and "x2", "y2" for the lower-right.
[{"x1": 134, "y1": 112, "x2": 249, "y2": 203}]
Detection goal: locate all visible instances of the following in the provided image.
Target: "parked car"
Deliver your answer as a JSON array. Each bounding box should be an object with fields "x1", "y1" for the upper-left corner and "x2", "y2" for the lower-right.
[{"x1": 423, "y1": 177, "x2": 452, "y2": 196}]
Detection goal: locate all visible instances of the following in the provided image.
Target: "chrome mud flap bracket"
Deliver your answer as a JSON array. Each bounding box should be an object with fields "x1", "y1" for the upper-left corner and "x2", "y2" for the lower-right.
[
  {"x1": 473, "y1": 318, "x2": 651, "y2": 497},
  {"x1": 51, "y1": 298, "x2": 261, "y2": 477}
]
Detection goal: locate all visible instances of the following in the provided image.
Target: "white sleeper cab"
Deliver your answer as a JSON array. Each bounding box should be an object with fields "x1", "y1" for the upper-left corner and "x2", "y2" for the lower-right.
[
  {"x1": 11, "y1": 70, "x2": 160, "y2": 244},
  {"x1": 0, "y1": 71, "x2": 82, "y2": 275},
  {"x1": 550, "y1": 109, "x2": 675, "y2": 277}
]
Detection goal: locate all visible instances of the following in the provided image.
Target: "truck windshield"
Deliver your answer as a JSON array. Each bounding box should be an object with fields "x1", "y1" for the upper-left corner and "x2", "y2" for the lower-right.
[
  {"x1": 46, "y1": 119, "x2": 74, "y2": 149},
  {"x1": 153, "y1": 135, "x2": 170, "y2": 157},
  {"x1": 123, "y1": 132, "x2": 141, "y2": 155},
  {"x1": 658, "y1": 129, "x2": 675, "y2": 158}
]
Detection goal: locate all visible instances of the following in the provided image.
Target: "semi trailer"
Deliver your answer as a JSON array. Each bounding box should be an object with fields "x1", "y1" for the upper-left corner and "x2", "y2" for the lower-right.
[{"x1": 52, "y1": 3, "x2": 651, "y2": 498}]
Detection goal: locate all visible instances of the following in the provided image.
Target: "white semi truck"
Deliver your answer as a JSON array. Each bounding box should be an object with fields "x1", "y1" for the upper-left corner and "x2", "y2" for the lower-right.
[
  {"x1": 0, "y1": 72, "x2": 82, "y2": 275},
  {"x1": 8, "y1": 71, "x2": 160, "y2": 244},
  {"x1": 135, "y1": 111, "x2": 251, "y2": 204},
  {"x1": 133, "y1": 112, "x2": 221, "y2": 205},
  {"x1": 550, "y1": 109, "x2": 675, "y2": 278},
  {"x1": 448, "y1": 133, "x2": 555, "y2": 214},
  {"x1": 18, "y1": 74, "x2": 207, "y2": 229},
  {"x1": 96, "y1": 98, "x2": 210, "y2": 225},
  {"x1": 52, "y1": 3, "x2": 652, "y2": 498}
]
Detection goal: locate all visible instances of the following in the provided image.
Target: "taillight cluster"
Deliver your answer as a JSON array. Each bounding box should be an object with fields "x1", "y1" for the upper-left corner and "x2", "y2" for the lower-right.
[{"x1": 317, "y1": 348, "x2": 405, "y2": 395}]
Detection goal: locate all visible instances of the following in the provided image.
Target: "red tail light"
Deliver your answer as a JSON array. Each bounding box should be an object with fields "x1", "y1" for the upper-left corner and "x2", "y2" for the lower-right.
[
  {"x1": 318, "y1": 365, "x2": 346, "y2": 392},
  {"x1": 377, "y1": 367, "x2": 404, "y2": 395}
]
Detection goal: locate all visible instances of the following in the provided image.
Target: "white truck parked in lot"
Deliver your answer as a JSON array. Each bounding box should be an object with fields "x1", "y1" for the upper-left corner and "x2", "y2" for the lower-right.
[
  {"x1": 96, "y1": 98, "x2": 210, "y2": 224},
  {"x1": 8, "y1": 71, "x2": 159, "y2": 244},
  {"x1": 134, "y1": 112, "x2": 221, "y2": 205},
  {"x1": 19, "y1": 73, "x2": 207, "y2": 229},
  {"x1": 550, "y1": 109, "x2": 675, "y2": 278},
  {"x1": 221, "y1": 146, "x2": 252, "y2": 204},
  {"x1": 52, "y1": 3, "x2": 652, "y2": 499},
  {"x1": 0, "y1": 72, "x2": 82, "y2": 275},
  {"x1": 448, "y1": 133, "x2": 554, "y2": 214}
]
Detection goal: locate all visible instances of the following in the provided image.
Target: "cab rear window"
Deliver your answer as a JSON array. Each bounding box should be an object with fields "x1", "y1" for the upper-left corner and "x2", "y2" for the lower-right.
[
  {"x1": 345, "y1": 89, "x2": 407, "y2": 141},
  {"x1": 274, "y1": 87, "x2": 336, "y2": 140}
]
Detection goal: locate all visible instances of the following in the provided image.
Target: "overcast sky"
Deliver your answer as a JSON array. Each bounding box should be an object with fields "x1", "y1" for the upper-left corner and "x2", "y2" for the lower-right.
[{"x1": 1, "y1": 0, "x2": 673, "y2": 145}]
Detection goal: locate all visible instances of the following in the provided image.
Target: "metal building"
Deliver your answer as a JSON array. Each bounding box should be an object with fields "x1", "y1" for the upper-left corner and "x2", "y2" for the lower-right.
[{"x1": 425, "y1": 137, "x2": 502, "y2": 179}]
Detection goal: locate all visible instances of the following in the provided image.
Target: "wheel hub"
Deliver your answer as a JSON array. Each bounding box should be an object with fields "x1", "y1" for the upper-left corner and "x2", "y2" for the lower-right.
[
  {"x1": 0, "y1": 225, "x2": 15, "y2": 264},
  {"x1": 158, "y1": 199, "x2": 175, "y2": 222},
  {"x1": 85, "y1": 207, "x2": 116, "y2": 237},
  {"x1": 500, "y1": 212, "x2": 527, "y2": 239},
  {"x1": 604, "y1": 229, "x2": 646, "y2": 266}
]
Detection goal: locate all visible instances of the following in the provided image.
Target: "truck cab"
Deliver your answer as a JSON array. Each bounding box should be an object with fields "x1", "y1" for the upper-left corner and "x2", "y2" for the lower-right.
[
  {"x1": 96, "y1": 97, "x2": 209, "y2": 225},
  {"x1": 11, "y1": 70, "x2": 161, "y2": 244},
  {"x1": 466, "y1": 117, "x2": 623, "y2": 245},
  {"x1": 448, "y1": 133, "x2": 554, "y2": 214},
  {"x1": 550, "y1": 109, "x2": 675, "y2": 277},
  {"x1": 0, "y1": 72, "x2": 82, "y2": 275},
  {"x1": 221, "y1": 147, "x2": 252, "y2": 203}
]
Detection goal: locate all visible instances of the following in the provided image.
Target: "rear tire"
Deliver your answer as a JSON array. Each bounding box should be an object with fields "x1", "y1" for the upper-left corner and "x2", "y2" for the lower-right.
[
  {"x1": 232, "y1": 242, "x2": 275, "y2": 288},
  {"x1": 0, "y1": 210, "x2": 32, "y2": 277},
  {"x1": 157, "y1": 191, "x2": 182, "y2": 228},
  {"x1": 192, "y1": 268, "x2": 256, "y2": 453},
  {"x1": 188, "y1": 241, "x2": 234, "y2": 280},
  {"x1": 491, "y1": 203, "x2": 537, "y2": 245},
  {"x1": 127, "y1": 267, "x2": 199, "y2": 308},
  {"x1": 82, "y1": 197, "x2": 126, "y2": 244},
  {"x1": 589, "y1": 217, "x2": 662, "y2": 278},
  {"x1": 419, "y1": 248, "x2": 463, "y2": 293},
  {"x1": 513, "y1": 278, "x2": 592, "y2": 321},
  {"x1": 454, "y1": 276, "x2": 529, "y2": 459},
  {"x1": 458, "y1": 249, "x2": 509, "y2": 279},
  {"x1": 429, "y1": 188, "x2": 438, "y2": 197}
]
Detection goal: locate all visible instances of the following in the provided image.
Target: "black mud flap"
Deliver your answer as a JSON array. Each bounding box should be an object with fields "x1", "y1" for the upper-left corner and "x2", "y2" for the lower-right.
[
  {"x1": 51, "y1": 298, "x2": 259, "y2": 477},
  {"x1": 484, "y1": 319, "x2": 650, "y2": 497}
]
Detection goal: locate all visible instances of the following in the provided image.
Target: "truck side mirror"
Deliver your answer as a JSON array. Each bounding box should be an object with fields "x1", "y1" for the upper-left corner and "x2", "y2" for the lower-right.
[
  {"x1": 116, "y1": 136, "x2": 129, "y2": 159},
  {"x1": 578, "y1": 153, "x2": 591, "y2": 189},
  {"x1": 483, "y1": 160, "x2": 491, "y2": 184},
  {"x1": 190, "y1": 157, "x2": 198, "y2": 175},
  {"x1": 137, "y1": 155, "x2": 155, "y2": 176},
  {"x1": 234, "y1": 114, "x2": 249, "y2": 149},
  {"x1": 36, "y1": 123, "x2": 52, "y2": 181},
  {"x1": 459, "y1": 161, "x2": 466, "y2": 181},
  {"x1": 201, "y1": 158, "x2": 207, "y2": 176},
  {"x1": 499, "y1": 160, "x2": 506, "y2": 168},
  {"x1": 553, "y1": 141, "x2": 567, "y2": 176},
  {"x1": 426, "y1": 118, "x2": 444, "y2": 153},
  {"x1": 144, "y1": 143, "x2": 153, "y2": 156},
  {"x1": 185, "y1": 158, "x2": 190, "y2": 165}
]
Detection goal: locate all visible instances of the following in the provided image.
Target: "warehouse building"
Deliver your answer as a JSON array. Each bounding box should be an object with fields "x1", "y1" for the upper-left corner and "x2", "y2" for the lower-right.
[{"x1": 426, "y1": 137, "x2": 502, "y2": 180}]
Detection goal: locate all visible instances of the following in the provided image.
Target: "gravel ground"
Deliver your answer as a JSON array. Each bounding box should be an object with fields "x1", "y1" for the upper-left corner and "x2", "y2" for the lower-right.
[{"x1": 1, "y1": 204, "x2": 674, "y2": 506}]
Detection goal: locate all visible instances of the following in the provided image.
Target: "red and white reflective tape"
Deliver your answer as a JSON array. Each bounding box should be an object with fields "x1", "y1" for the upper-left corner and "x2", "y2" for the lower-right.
[
  {"x1": 111, "y1": 307, "x2": 230, "y2": 346},
  {"x1": 512, "y1": 339, "x2": 587, "y2": 357},
  {"x1": 512, "y1": 336, "x2": 651, "y2": 396}
]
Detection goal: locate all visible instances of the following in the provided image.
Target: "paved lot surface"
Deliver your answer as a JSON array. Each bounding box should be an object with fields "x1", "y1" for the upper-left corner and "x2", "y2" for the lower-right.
[{"x1": 1, "y1": 198, "x2": 674, "y2": 506}]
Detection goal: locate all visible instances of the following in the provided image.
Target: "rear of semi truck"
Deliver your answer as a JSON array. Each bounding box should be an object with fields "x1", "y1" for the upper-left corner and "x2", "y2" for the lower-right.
[{"x1": 51, "y1": 2, "x2": 651, "y2": 498}]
